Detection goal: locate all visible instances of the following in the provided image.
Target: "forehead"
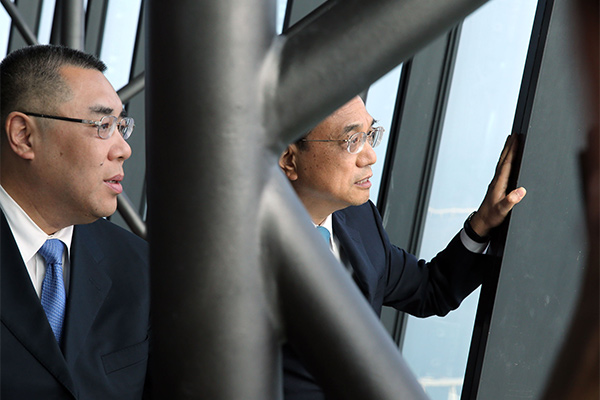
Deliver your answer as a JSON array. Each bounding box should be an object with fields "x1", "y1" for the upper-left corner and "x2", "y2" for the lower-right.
[
  {"x1": 314, "y1": 96, "x2": 373, "y2": 138},
  {"x1": 58, "y1": 65, "x2": 122, "y2": 115}
]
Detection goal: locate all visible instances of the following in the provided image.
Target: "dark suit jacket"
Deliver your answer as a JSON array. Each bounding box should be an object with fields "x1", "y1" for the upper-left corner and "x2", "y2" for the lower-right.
[
  {"x1": 1, "y1": 214, "x2": 151, "y2": 399},
  {"x1": 283, "y1": 201, "x2": 490, "y2": 400}
]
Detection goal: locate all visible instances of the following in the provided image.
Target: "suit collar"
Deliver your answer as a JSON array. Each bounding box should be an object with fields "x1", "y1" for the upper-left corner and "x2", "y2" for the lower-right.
[
  {"x1": 332, "y1": 210, "x2": 378, "y2": 304},
  {"x1": 1, "y1": 214, "x2": 77, "y2": 396},
  {"x1": 61, "y1": 222, "x2": 112, "y2": 367}
]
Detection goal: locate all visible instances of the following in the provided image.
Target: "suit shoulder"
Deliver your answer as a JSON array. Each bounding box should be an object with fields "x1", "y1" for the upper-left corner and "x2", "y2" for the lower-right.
[
  {"x1": 90, "y1": 218, "x2": 145, "y2": 241},
  {"x1": 335, "y1": 201, "x2": 382, "y2": 227},
  {"x1": 77, "y1": 218, "x2": 148, "y2": 257}
]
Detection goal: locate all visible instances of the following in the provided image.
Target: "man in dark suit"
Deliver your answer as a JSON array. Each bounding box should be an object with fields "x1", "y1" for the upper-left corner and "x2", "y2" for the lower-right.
[
  {"x1": 278, "y1": 95, "x2": 526, "y2": 399},
  {"x1": 0, "y1": 45, "x2": 150, "y2": 399}
]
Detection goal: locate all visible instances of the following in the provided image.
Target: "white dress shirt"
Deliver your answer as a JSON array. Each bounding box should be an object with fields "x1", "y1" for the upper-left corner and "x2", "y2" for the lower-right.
[{"x1": 0, "y1": 185, "x2": 73, "y2": 297}]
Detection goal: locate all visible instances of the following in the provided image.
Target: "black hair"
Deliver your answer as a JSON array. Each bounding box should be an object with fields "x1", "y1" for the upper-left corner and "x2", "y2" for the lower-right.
[{"x1": 0, "y1": 44, "x2": 107, "y2": 136}]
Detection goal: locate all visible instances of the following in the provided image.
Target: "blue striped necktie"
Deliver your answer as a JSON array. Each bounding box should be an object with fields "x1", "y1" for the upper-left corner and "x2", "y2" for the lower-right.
[{"x1": 38, "y1": 239, "x2": 67, "y2": 344}]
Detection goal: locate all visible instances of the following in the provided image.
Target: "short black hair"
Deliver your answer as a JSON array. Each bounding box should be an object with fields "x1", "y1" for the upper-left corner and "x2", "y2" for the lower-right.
[{"x1": 0, "y1": 45, "x2": 107, "y2": 136}]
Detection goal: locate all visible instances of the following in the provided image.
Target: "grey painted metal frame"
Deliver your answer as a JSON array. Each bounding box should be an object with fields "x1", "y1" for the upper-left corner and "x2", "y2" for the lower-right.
[
  {"x1": 378, "y1": 27, "x2": 463, "y2": 346},
  {"x1": 473, "y1": 0, "x2": 593, "y2": 397},
  {"x1": 5, "y1": 0, "x2": 41, "y2": 51},
  {"x1": 1, "y1": 0, "x2": 39, "y2": 46},
  {"x1": 84, "y1": 0, "x2": 110, "y2": 56},
  {"x1": 49, "y1": 0, "x2": 83, "y2": 48},
  {"x1": 284, "y1": 0, "x2": 328, "y2": 28},
  {"x1": 146, "y1": 0, "x2": 489, "y2": 398},
  {"x1": 61, "y1": 0, "x2": 84, "y2": 50},
  {"x1": 379, "y1": 27, "x2": 462, "y2": 260}
]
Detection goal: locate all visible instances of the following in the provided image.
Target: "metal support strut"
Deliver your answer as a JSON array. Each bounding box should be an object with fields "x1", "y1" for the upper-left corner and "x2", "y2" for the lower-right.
[{"x1": 146, "y1": 0, "x2": 488, "y2": 398}]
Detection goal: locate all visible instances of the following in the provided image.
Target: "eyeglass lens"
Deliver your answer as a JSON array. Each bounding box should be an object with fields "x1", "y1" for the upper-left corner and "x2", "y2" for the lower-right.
[
  {"x1": 347, "y1": 128, "x2": 382, "y2": 154},
  {"x1": 97, "y1": 116, "x2": 134, "y2": 140}
]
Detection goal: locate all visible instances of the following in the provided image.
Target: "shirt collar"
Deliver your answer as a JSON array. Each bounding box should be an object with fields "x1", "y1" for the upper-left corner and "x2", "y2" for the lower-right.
[
  {"x1": 313, "y1": 214, "x2": 334, "y2": 242},
  {"x1": 0, "y1": 185, "x2": 73, "y2": 263},
  {"x1": 317, "y1": 214, "x2": 334, "y2": 235}
]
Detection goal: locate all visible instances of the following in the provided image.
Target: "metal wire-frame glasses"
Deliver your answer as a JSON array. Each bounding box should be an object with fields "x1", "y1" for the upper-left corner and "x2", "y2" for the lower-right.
[
  {"x1": 301, "y1": 126, "x2": 385, "y2": 154},
  {"x1": 23, "y1": 112, "x2": 135, "y2": 140}
]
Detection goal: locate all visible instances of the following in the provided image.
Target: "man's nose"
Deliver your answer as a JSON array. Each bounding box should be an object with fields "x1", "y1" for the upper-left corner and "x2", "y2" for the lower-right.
[
  {"x1": 357, "y1": 141, "x2": 377, "y2": 166},
  {"x1": 108, "y1": 133, "x2": 132, "y2": 161}
]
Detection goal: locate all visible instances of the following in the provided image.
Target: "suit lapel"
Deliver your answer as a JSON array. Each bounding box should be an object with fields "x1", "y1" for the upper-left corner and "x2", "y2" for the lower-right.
[
  {"x1": 62, "y1": 222, "x2": 112, "y2": 367},
  {"x1": 1, "y1": 214, "x2": 76, "y2": 395},
  {"x1": 332, "y1": 211, "x2": 378, "y2": 305}
]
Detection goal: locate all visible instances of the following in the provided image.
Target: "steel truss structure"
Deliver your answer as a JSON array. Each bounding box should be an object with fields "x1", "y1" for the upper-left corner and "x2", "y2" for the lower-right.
[
  {"x1": 145, "y1": 1, "x2": 487, "y2": 398},
  {"x1": 5, "y1": 0, "x2": 594, "y2": 399}
]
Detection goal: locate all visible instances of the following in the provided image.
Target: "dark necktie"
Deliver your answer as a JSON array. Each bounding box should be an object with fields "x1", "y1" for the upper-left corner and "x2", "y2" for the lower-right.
[{"x1": 38, "y1": 239, "x2": 67, "y2": 344}]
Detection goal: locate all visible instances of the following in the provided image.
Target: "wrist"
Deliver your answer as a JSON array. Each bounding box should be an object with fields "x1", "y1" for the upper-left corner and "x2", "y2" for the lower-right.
[{"x1": 464, "y1": 212, "x2": 490, "y2": 243}]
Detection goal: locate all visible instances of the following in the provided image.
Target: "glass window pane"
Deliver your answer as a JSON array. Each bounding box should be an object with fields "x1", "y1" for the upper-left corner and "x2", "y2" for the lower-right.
[
  {"x1": 100, "y1": 0, "x2": 142, "y2": 90},
  {"x1": 0, "y1": 0, "x2": 13, "y2": 59},
  {"x1": 366, "y1": 64, "x2": 402, "y2": 205},
  {"x1": 37, "y1": 0, "x2": 57, "y2": 44},
  {"x1": 276, "y1": 0, "x2": 287, "y2": 34},
  {"x1": 400, "y1": 0, "x2": 538, "y2": 399}
]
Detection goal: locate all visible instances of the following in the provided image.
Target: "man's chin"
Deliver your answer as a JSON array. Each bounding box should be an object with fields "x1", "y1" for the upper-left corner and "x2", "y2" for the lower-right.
[
  {"x1": 353, "y1": 193, "x2": 371, "y2": 206},
  {"x1": 91, "y1": 204, "x2": 118, "y2": 222},
  {"x1": 342, "y1": 196, "x2": 371, "y2": 210}
]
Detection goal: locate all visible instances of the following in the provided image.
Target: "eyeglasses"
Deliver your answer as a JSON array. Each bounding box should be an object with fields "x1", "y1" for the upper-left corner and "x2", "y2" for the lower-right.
[
  {"x1": 23, "y1": 112, "x2": 135, "y2": 140},
  {"x1": 301, "y1": 126, "x2": 384, "y2": 154}
]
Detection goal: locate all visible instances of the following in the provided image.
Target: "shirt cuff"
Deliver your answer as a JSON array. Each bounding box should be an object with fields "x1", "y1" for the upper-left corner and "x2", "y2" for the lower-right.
[{"x1": 460, "y1": 228, "x2": 489, "y2": 253}]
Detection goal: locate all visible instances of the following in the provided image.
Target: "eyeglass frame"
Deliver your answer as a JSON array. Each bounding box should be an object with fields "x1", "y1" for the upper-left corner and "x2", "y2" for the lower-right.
[
  {"x1": 22, "y1": 111, "x2": 135, "y2": 140},
  {"x1": 300, "y1": 126, "x2": 385, "y2": 154}
]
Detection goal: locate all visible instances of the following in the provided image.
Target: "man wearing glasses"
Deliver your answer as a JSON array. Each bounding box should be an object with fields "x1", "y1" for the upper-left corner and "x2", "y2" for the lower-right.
[
  {"x1": 0, "y1": 45, "x2": 150, "y2": 399},
  {"x1": 279, "y1": 95, "x2": 526, "y2": 399}
]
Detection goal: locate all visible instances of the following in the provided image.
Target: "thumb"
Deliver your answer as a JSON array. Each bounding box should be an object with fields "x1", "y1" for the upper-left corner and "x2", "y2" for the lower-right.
[{"x1": 506, "y1": 187, "x2": 527, "y2": 208}]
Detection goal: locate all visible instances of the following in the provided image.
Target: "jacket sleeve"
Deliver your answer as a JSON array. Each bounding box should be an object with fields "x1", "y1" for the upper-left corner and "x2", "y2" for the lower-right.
[{"x1": 366, "y1": 202, "x2": 494, "y2": 317}]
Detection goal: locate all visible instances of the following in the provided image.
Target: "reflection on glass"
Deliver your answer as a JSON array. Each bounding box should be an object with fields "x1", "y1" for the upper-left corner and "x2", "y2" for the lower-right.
[
  {"x1": 400, "y1": 0, "x2": 538, "y2": 399},
  {"x1": 366, "y1": 65, "x2": 402, "y2": 205},
  {"x1": 100, "y1": 0, "x2": 142, "y2": 90}
]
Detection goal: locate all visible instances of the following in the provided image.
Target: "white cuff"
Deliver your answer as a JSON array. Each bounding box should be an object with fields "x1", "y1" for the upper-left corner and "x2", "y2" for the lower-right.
[{"x1": 460, "y1": 228, "x2": 489, "y2": 253}]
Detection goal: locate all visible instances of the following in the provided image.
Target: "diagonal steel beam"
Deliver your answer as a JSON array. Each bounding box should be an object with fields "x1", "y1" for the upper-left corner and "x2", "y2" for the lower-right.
[
  {"x1": 1, "y1": 0, "x2": 39, "y2": 45},
  {"x1": 147, "y1": 0, "x2": 489, "y2": 398},
  {"x1": 117, "y1": 72, "x2": 145, "y2": 103},
  {"x1": 261, "y1": 167, "x2": 428, "y2": 399},
  {"x1": 116, "y1": 192, "x2": 147, "y2": 239},
  {"x1": 264, "y1": 0, "x2": 489, "y2": 147}
]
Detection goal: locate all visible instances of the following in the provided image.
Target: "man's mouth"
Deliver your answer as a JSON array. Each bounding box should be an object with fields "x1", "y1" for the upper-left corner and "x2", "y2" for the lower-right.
[
  {"x1": 104, "y1": 175, "x2": 124, "y2": 194},
  {"x1": 355, "y1": 176, "x2": 372, "y2": 188}
]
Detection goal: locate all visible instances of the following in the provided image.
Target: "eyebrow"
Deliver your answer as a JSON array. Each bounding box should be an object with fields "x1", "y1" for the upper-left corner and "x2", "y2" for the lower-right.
[
  {"x1": 338, "y1": 118, "x2": 377, "y2": 138},
  {"x1": 89, "y1": 105, "x2": 127, "y2": 118}
]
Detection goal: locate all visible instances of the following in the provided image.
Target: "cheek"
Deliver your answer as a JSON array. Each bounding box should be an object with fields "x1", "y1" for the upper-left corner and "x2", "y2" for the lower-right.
[{"x1": 61, "y1": 148, "x2": 104, "y2": 182}]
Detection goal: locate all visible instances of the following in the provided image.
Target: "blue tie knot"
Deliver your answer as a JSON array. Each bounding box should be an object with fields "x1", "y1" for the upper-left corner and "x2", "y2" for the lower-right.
[
  {"x1": 316, "y1": 226, "x2": 331, "y2": 244},
  {"x1": 39, "y1": 239, "x2": 65, "y2": 265}
]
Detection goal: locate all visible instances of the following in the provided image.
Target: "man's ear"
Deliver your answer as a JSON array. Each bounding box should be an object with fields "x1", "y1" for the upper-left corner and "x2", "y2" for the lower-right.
[
  {"x1": 5, "y1": 112, "x2": 35, "y2": 160},
  {"x1": 279, "y1": 145, "x2": 299, "y2": 181}
]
